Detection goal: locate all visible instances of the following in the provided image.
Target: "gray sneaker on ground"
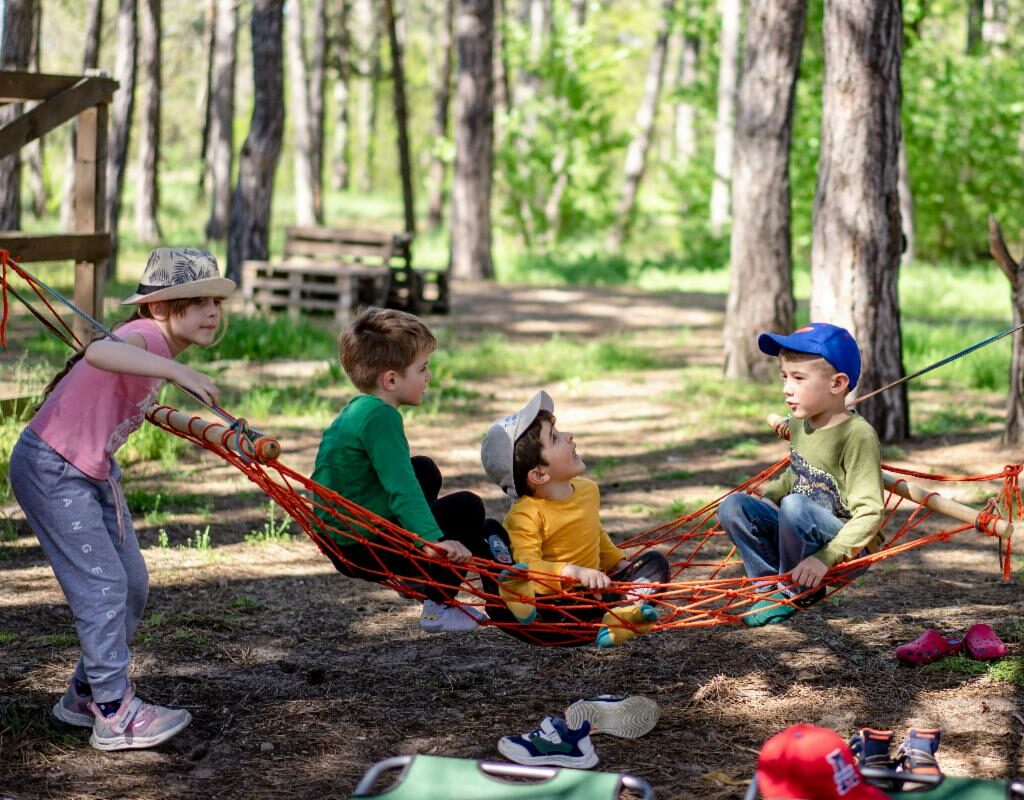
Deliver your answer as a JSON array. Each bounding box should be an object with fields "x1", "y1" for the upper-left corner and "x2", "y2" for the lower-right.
[
  {"x1": 565, "y1": 694, "x2": 659, "y2": 738},
  {"x1": 88, "y1": 685, "x2": 192, "y2": 751},
  {"x1": 52, "y1": 680, "x2": 95, "y2": 728}
]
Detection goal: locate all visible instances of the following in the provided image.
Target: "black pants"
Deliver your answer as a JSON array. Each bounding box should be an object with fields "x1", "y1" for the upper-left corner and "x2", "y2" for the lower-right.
[{"x1": 327, "y1": 456, "x2": 490, "y2": 604}]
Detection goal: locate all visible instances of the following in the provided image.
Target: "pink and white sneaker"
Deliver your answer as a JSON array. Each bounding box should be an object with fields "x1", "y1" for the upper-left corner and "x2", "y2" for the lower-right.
[
  {"x1": 52, "y1": 680, "x2": 95, "y2": 728},
  {"x1": 88, "y1": 685, "x2": 192, "y2": 751}
]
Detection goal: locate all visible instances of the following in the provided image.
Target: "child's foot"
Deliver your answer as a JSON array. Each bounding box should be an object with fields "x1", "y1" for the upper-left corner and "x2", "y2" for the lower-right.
[
  {"x1": 52, "y1": 679, "x2": 95, "y2": 729},
  {"x1": 742, "y1": 592, "x2": 797, "y2": 627},
  {"x1": 88, "y1": 686, "x2": 191, "y2": 751},
  {"x1": 420, "y1": 599, "x2": 487, "y2": 633},
  {"x1": 497, "y1": 716, "x2": 598, "y2": 768},
  {"x1": 595, "y1": 603, "x2": 660, "y2": 648},
  {"x1": 565, "y1": 694, "x2": 659, "y2": 738}
]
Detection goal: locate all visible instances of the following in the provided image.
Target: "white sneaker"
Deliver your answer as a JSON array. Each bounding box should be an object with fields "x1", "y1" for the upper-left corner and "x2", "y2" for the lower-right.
[
  {"x1": 565, "y1": 694, "x2": 659, "y2": 738},
  {"x1": 420, "y1": 599, "x2": 487, "y2": 633}
]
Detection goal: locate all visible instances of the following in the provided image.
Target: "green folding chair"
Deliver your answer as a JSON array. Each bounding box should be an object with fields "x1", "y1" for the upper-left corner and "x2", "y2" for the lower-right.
[
  {"x1": 349, "y1": 755, "x2": 654, "y2": 800},
  {"x1": 744, "y1": 770, "x2": 1024, "y2": 800}
]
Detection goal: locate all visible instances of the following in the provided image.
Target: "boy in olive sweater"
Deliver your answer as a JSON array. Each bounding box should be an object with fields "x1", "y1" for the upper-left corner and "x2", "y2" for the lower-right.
[
  {"x1": 717, "y1": 323, "x2": 884, "y2": 626},
  {"x1": 312, "y1": 308, "x2": 490, "y2": 633}
]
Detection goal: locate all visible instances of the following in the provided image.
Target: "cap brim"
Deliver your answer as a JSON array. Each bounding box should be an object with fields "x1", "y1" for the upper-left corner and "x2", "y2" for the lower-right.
[
  {"x1": 757, "y1": 331, "x2": 826, "y2": 359},
  {"x1": 121, "y1": 277, "x2": 236, "y2": 305},
  {"x1": 512, "y1": 390, "x2": 555, "y2": 442}
]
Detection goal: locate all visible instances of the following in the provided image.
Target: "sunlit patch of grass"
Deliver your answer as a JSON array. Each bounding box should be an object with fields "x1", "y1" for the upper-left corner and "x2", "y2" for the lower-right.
[
  {"x1": 913, "y1": 407, "x2": 1002, "y2": 437},
  {"x1": 725, "y1": 438, "x2": 761, "y2": 460},
  {"x1": 922, "y1": 654, "x2": 1023, "y2": 685},
  {"x1": 184, "y1": 314, "x2": 338, "y2": 363}
]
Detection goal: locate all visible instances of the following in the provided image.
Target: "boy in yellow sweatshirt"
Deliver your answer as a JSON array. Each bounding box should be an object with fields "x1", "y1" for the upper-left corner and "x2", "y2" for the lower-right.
[{"x1": 481, "y1": 391, "x2": 662, "y2": 647}]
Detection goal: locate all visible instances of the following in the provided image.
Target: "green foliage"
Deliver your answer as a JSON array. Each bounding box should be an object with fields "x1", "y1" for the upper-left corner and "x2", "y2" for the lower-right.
[
  {"x1": 922, "y1": 654, "x2": 1024, "y2": 685},
  {"x1": 245, "y1": 502, "x2": 293, "y2": 545},
  {"x1": 185, "y1": 315, "x2": 338, "y2": 363},
  {"x1": 186, "y1": 525, "x2": 212, "y2": 552}
]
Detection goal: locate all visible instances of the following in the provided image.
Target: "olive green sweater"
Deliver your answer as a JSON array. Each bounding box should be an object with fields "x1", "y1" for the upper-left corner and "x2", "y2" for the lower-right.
[{"x1": 761, "y1": 413, "x2": 884, "y2": 566}]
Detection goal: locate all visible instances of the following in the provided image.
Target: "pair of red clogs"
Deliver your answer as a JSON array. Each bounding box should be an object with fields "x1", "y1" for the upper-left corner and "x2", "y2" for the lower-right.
[{"x1": 895, "y1": 623, "x2": 1009, "y2": 665}]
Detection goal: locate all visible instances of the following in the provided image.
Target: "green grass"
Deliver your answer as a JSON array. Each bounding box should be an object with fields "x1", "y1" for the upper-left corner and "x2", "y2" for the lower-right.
[
  {"x1": 245, "y1": 502, "x2": 293, "y2": 545},
  {"x1": 922, "y1": 655, "x2": 1024, "y2": 685}
]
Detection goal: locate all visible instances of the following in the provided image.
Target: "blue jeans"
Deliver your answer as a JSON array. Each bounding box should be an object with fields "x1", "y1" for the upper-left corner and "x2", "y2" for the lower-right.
[{"x1": 718, "y1": 492, "x2": 843, "y2": 585}]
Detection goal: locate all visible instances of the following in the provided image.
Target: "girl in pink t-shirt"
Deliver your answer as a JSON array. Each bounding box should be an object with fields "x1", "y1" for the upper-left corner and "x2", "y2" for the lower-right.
[{"x1": 9, "y1": 247, "x2": 233, "y2": 752}]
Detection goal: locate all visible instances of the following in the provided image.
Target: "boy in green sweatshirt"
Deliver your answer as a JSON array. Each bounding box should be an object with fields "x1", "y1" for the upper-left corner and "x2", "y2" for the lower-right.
[
  {"x1": 312, "y1": 307, "x2": 490, "y2": 633},
  {"x1": 718, "y1": 323, "x2": 884, "y2": 626}
]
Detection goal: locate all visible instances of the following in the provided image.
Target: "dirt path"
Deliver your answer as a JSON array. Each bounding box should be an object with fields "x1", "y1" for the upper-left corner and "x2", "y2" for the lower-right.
[{"x1": 1, "y1": 281, "x2": 1021, "y2": 799}]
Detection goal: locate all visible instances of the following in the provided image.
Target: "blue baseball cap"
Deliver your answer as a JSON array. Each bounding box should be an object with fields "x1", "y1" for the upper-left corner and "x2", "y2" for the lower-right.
[{"x1": 757, "y1": 322, "x2": 861, "y2": 389}]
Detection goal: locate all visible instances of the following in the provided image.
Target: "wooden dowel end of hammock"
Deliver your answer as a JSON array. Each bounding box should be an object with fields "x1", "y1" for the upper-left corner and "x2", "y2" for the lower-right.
[
  {"x1": 147, "y1": 404, "x2": 282, "y2": 462},
  {"x1": 766, "y1": 414, "x2": 1012, "y2": 539}
]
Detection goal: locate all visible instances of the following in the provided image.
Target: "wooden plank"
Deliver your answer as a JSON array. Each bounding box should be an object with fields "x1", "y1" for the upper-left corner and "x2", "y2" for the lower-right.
[
  {"x1": 284, "y1": 240, "x2": 395, "y2": 261},
  {"x1": 0, "y1": 232, "x2": 110, "y2": 262},
  {"x1": 0, "y1": 71, "x2": 115, "y2": 101},
  {"x1": 0, "y1": 77, "x2": 117, "y2": 159},
  {"x1": 74, "y1": 103, "x2": 108, "y2": 342},
  {"x1": 285, "y1": 225, "x2": 396, "y2": 244}
]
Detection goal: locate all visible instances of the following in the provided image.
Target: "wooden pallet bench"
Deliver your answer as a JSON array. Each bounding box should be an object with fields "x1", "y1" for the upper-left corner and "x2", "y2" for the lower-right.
[{"x1": 240, "y1": 258, "x2": 390, "y2": 321}]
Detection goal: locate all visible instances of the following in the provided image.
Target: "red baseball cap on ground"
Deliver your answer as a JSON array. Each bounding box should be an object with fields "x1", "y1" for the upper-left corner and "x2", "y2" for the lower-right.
[{"x1": 757, "y1": 724, "x2": 889, "y2": 800}]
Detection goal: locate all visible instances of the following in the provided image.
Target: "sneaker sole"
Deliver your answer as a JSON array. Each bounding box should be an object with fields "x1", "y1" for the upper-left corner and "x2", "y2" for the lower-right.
[
  {"x1": 51, "y1": 700, "x2": 95, "y2": 729},
  {"x1": 497, "y1": 737, "x2": 599, "y2": 769},
  {"x1": 89, "y1": 710, "x2": 192, "y2": 751},
  {"x1": 565, "y1": 696, "x2": 659, "y2": 739}
]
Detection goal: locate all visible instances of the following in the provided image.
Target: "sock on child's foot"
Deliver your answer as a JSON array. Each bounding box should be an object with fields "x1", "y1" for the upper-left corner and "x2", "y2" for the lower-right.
[
  {"x1": 596, "y1": 603, "x2": 659, "y2": 648},
  {"x1": 97, "y1": 699, "x2": 122, "y2": 718}
]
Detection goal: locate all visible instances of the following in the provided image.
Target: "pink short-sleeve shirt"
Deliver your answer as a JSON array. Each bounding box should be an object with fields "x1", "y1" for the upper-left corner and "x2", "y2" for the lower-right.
[{"x1": 29, "y1": 318, "x2": 172, "y2": 480}]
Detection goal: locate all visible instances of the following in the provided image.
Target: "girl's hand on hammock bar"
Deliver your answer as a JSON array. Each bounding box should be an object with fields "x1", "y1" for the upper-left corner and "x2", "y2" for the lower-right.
[
  {"x1": 426, "y1": 540, "x2": 472, "y2": 563},
  {"x1": 562, "y1": 564, "x2": 612, "y2": 590},
  {"x1": 170, "y1": 363, "x2": 221, "y2": 407},
  {"x1": 790, "y1": 555, "x2": 828, "y2": 588}
]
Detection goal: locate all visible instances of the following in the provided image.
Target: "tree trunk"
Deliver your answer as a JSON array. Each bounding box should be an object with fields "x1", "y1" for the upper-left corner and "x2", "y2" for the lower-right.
[
  {"x1": 330, "y1": 0, "x2": 352, "y2": 191},
  {"x1": 966, "y1": 0, "x2": 983, "y2": 54},
  {"x1": 308, "y1": 0, "x2": 327, "y2": 222},
  {"x1": 493, "y1": 0, "x2": 512, "y2": 116},
  {"x1": 606, "y1": 0, "x2": 675, "y2": 251},
  {"x1": 570, "y1": 0, "x2": 587, "y2": 27},
  {"x1": 197, "y1": 0, "x2": 215, "y2": 195},
  {"x1": 287, "y1": 0, "x2": 317, "y2": 226},
  {"x1": 450, "y1": 0, "x2": 495, "y2": 280},
  {"x1": 226, "y1": 0, "x2": 284, "y2": 282},
  {"x1": 384, "y1": 0, "x2": 415, "y2": 235},
  {"x1": 0, "y1": 0, "x2": 35, "y2": 231},
  {"x1": 105, "y1": 0, "x2": 138, "y2": 278},
  {"x1": 672, "y1": 25, "x2": 699, "y2": 164},
  {"x1": 60, "y1": 0, "x2": 104, "y2": 230},
  {"x1": 987, "y1": 216, "x2": 1024, "y2": 445},
  {"x1": 352, "y1": 0, "x2": 379, "y2": 193},
  {"x1": 134, "y1": 0, "x2": 162, "y2": 243},
  {"x1": 24, "y1": 1, "x2": 47, "y2": 219},
  {"x1": 709, "y1": 0, "x2": 741, "y2": 236},
  {"x1": 427, "y1": 0, "x2": 454, "y2": 230},
  {"x1": 811, "y1": 0, "x2": 906, "y2": 441},
  {"x1": 723, "y1": 0, "x2": 805, "y2": 381},
  {"x1": 982, "y1": 0, "x2": 1007, "y2": 47},
  {"x1": 204, "y1": 0, "x2": 237, "y2": 240}
]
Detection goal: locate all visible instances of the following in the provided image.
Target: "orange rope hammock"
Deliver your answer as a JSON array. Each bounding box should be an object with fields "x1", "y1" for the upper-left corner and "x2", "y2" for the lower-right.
[{"x1": 1, "y1": 250, "x2": 1018, "y2": 647}]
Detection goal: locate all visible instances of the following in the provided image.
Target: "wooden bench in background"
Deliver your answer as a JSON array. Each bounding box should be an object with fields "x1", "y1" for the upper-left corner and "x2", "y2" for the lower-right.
[{"x1": 241, "y1": 225, "x2": 451, "y2": 320}]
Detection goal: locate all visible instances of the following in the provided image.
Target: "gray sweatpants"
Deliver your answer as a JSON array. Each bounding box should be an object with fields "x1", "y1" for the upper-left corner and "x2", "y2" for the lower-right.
[{"x1": 10, "y1": 428, "x2": 148, "y2": 703}]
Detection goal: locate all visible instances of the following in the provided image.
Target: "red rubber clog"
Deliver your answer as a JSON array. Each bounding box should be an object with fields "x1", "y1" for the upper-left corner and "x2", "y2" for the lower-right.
[
  {"x1": 895, "y1": 629, "x2": 962, "y2": 665},
  {"x1": 963, "y1": 623, "x2": 1008, "y2": 661}
]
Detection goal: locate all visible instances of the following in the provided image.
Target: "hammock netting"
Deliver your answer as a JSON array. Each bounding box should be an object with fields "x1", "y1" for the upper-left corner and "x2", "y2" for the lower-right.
[{"x1": 2, "y1": 250, "x2": 1018, "y2": 647}]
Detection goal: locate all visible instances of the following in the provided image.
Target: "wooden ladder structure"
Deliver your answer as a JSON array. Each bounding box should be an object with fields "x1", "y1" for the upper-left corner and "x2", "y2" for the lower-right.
[{"x1": 0, "y1": 70, "x2": 117, "y2": 343}]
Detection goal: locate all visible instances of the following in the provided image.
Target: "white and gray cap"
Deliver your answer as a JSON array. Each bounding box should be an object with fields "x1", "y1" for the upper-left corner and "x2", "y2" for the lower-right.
[{"x1": 480, "y1": 390, "x2": 554, "y2": 499}]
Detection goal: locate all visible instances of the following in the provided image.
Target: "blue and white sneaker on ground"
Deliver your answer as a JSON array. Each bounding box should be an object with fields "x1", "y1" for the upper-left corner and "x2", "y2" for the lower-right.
[
  {"x1": 565, "y1": 694, "x2": 659, "y2": 739},
  {"x1": 497, "y1": 716, "x2": 598, "y2": 769}
]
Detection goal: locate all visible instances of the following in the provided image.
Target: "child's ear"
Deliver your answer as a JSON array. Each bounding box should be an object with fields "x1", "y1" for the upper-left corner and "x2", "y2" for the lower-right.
[
  {"x1": 831, "y1": 372, "x2": 851, "y2": 395},
  {"x1": 527, "y1": 466, "x2": 550, "y2": 489},
  {"x1": 378, "y1": 369, "x2": 398, "y2": 391},
  {"x1": 147, "y1": 301, "x2": 170, "y2": 320}
]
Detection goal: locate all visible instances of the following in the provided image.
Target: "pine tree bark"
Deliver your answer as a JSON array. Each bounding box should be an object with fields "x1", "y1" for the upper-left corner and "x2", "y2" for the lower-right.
[
  {"x1": 227, "y1": 0, "x2": 284, "y2": 282},
  {"x1": 105, "y1": 0, "x2": 138, "y2": 278},
  {"x1": 811, "y1": 0, "x2": 906, "y2": 440},
  {"x1": 197, "y1": 0, "x2": 215, "y2": 195},
  {"x1": 287, "y1": 0, "x2": 317, "y2": 226},
  {"x1": 672, "y1": 25, "x2": 699, "y2": 164},
  {"x1": 384, "y1": 0, "x2": 415, "y2": 234},
  {"x1": 709, "y1": 0, "x2": 741, "y2": 235},
  {"x1": 204, "y1": 0, "x2": 237, "y2": 240},
  {"x1": 987, "y1": 216, "x2": 1024, "y2": 445},
  {"x1": 427, "y1": 0, "x2": 454, "y2": 230},
  {"x1": 606, "y1": 0, "x2": 675, "y2": 251},
  {"x1": 61, "y1": 0, "x2": 104, "y2": 230},
  {"x1": 135, "y1": 0, "x2": 162, "y2": 243},
  {"x1": 450, "y1": 0, "x2": 495, "y2": 280},
  {"x1": 330, "y1": 0, "x2": 352, "y2": 191},
  {"x1": 0, "y1": 0, "x2": 35, "y2": 231},
  {"x1": 25, "y1": 1, "x2": 47, "y2": 219},
  {"x1": 351, "y1": 0, "x2": 379, "y2": 193},
  {"x1": 723, "y1": 0, "x2": 805, "y2": 381},
  {"x1": 308, "y1": 0, "x2": 327, "y2": 221}
]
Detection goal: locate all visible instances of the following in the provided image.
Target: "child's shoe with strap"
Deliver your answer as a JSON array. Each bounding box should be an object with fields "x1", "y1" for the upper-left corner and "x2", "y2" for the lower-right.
[
  {"x1": 896, "y1": 727, "x2": 942, "y2": 784},
  {"x1": 88, "y1": 685, "x2": 191, "y2": 751},
  {"x1": 497, "y1": 716, "x2": 598, "y2": 768},
  {"x1": 51, "y1": 679, "x2": 95, "y2": 729},
  {"x1": 849, "y1": 727, "x2": 896, "y2": 770},
  {"x1": 565, "y1": 694, "x2": 659, "y2": 739}
]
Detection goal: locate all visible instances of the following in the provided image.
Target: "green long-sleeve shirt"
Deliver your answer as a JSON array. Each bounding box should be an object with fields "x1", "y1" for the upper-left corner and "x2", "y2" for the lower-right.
[
  {"x1": 761, "y1": 413, "x2": 884, "y2": 567},
  {"x1": 312, "y1": 394, "x2": 444, "y2": 547}
]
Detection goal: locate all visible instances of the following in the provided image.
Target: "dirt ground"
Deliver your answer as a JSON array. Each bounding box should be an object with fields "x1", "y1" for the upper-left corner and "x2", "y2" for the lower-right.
[{"x1": 1, "y1": 281, "x2": 1022, "y2": 799}]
